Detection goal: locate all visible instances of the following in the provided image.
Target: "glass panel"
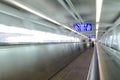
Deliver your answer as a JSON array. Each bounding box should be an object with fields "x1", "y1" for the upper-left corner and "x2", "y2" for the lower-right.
[
  {"x1": 105, "y1": 33, "x2": 109, "y2": 46},
  {"x1": 116, "y1": 25, "x2": 120, "y2": 50},
  {"x1": 111, "y1": 25, "x2": 119, "y2": 50},
  {"x1": 103, "y1": 35, "x2": 105, "y2": 45},
  {"x1": 0, "y1": 24, "x2": 80, "y2": 45},
  {"x1": 108, "y1": 30, "x2": 113, "y2": 47}
]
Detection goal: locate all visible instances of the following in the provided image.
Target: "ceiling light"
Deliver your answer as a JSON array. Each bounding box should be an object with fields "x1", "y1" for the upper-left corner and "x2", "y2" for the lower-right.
[
  {"x1": 96, "y1": 24, "x2": 99, "y2": 30},
  {"x1": 96, "y1": 0, "x2": 103, "y2": 22},
  {"x1": 96, "y1": 0, "x2": 103, "y2": 39}
]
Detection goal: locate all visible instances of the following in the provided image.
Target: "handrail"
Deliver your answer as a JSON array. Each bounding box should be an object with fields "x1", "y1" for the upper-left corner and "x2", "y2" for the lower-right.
[{"x1": 87, "y1": 46, "x2": 99, "y2": 80}]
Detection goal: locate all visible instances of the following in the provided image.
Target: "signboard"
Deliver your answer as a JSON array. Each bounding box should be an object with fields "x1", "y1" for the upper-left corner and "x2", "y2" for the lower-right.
[
  {"x1": 87, "y1": 34, "x2": 95, "y2": 38},
  {"x1": 73, "y1": 23, "x2": 92, "y2": 32}
]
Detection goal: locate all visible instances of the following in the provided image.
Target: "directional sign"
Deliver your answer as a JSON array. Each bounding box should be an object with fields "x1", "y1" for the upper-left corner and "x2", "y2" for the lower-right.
[
  {"x1": 73, "y1": 23, "x2": 92, "y2": 32},
  {"x1": 87, "y1": 34, "x2": 95, "y2": 38}
]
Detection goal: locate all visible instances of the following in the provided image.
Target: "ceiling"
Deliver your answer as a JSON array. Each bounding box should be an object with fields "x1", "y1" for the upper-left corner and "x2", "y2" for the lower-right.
[
  {"x1": 98, "y1": 0, "x2": 120, "y2": 39},
  {"x1": 1, "y1": 0, "x2": 119, "y2": 39},
  {"x1": 1, "y1": 0, "x2": 96, "y2": 38},
  {"x1": 14, "y1": 0, "x2": 96, "y2": 28}
]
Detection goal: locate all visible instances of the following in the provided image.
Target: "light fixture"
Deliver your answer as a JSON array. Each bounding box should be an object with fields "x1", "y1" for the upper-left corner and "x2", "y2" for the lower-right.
[{"x1": 96, "y1": 0, "x2": 103, "y2": 39}]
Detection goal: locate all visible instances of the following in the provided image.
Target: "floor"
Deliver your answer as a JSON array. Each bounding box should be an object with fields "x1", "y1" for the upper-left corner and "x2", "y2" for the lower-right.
[{"x1": 49, "y1": 47, "x2": 93, "y2": 80}]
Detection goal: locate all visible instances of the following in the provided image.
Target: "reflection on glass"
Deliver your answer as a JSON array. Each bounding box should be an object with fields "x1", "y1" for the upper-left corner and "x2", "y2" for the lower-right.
[
  {"x1": 116, "y1": 25, "x2": 120, "y2": 50},
  {"x1": 0, "y1": 24, "x2": 80, "y2": 45}
]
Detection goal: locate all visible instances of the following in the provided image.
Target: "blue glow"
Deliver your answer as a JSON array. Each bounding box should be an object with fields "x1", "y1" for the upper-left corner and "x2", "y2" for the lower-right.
[
  {"x1": 73, "y1": 23, "x2": 92, "y2": 32},
  {"x1": 87, "y1": 34, "x2": 95, "y2": 38}
]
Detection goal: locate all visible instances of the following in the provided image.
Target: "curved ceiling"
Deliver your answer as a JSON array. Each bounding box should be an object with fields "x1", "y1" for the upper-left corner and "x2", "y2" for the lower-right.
[
  {"x1": 1, "y1": 0, "x2": 96, "y2": 38},
  {"x1": 2, "y1": 0, "x2": 120, "y2": 40}
]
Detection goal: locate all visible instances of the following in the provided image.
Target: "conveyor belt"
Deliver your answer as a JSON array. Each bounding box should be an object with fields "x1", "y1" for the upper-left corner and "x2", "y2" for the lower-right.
[{"x1": 49, "y1": 48, "x2": 93, "y2": 80}]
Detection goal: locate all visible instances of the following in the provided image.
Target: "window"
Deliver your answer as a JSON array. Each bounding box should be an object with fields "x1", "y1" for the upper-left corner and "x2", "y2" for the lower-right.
[{"x1": 111, "y1": 25, "x2": 119, "y2": 50}]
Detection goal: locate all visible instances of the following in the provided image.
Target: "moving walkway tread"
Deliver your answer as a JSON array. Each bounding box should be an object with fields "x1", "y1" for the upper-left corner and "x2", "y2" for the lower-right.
[{"x1": 49, "y1": 48, "x2": 93, "y2": 80}]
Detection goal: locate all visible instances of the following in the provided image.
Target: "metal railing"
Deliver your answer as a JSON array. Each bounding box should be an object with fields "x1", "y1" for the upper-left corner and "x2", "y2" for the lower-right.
[{"x1": 87, "y1": 46, "x2": 99, "y2": 80}]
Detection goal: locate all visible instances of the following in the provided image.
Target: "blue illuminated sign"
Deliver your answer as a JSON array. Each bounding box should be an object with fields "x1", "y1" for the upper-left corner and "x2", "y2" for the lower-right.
[
  {"x1": 73, "y1": 23, "x2": 92, "y2": 32},
  {"x1": 87, "y1": 34, "x2": 95, "y2": 38}
]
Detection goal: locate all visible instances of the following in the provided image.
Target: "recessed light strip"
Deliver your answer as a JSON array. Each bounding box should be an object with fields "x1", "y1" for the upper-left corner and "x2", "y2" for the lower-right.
[{"x1": 96, "y1": 0, "x2": 103, "y2": 39}]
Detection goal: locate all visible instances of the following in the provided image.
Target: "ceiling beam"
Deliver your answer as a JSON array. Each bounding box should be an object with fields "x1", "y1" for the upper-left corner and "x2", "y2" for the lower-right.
[
  {"x1": 66, "y1": 0, "x2": 84, "y2": 23},
  {"x1": 57, "y1": 0, "x2": 84, "y2": 23},
  {"x1": 98, "y1": 30, "x2": 106, "y2": 32},
  {"x1": 99, "y1": 22, "x2": 112, "y2": 27},
  {"x1": 99, "y1": 16, "x2": 120, "y2": 40}
]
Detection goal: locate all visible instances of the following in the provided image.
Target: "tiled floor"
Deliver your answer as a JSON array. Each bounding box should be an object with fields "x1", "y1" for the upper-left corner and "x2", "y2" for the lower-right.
[{"x1": 49, "y1": 48, "x2": 93, "y2": 80}]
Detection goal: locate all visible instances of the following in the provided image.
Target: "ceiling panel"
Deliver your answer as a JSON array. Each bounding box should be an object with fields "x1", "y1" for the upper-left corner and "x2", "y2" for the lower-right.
[
  {"x1": 1, "y1": 0, "x2": 96, "y2": 38},
  {"x1": 98, "y1": 0, "x2": 120, "y2": 38}
]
